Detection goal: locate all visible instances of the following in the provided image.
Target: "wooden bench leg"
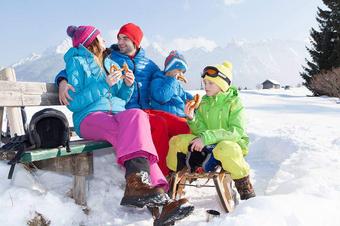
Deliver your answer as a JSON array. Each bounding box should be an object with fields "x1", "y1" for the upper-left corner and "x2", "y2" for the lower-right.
[
  {"x1": 72, "y1": 152, "x2": 93, "y2": 206},
  {"x1": 33, "y1": 152, "x2": 94, "y2": 206},
  {"x1": 73, "y1": 175, "x2": 87, "y2": 206},
  {"x1": 0, "y1": 106, "x2": 3, "y2": 136}
]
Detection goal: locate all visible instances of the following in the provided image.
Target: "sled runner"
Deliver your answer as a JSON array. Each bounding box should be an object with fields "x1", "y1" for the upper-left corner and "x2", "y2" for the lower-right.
[{"x1": 168, "y1": 167, "x2": 237, "y2": 213}]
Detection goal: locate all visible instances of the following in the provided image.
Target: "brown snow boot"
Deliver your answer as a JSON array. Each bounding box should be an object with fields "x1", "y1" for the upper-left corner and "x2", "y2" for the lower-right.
[
  {"x1": 234, "y1": 175, "x2": 256, "y2": 200},
  {"x1": 154, "y1": 198, "x2": 194, "y2": 226},
  {"x1": 120, "y1": 171, "x2": 168, "y2": 208}
]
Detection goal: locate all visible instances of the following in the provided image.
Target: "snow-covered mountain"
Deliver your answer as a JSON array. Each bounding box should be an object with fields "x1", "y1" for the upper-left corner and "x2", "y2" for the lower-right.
[
  {"x1": 12, "y1": 39, "x2": 72, "y2": 83},
  {"x1": 12, "y1": 39, "x2": 307, "y2": 89},
  {"x1": 161, "y1": 39, "x2": 307, "y2": 90}
]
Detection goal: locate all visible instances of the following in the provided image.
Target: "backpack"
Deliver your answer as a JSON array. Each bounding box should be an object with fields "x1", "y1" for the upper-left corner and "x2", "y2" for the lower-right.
[{"x1": 1, "y1": 108, "x2": 70, "y2": 179}]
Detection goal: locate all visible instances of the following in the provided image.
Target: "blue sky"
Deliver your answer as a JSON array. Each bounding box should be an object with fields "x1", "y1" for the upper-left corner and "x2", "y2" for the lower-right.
[{"x1": 0, "y1": 0, "x2": 323, "y2": 66}]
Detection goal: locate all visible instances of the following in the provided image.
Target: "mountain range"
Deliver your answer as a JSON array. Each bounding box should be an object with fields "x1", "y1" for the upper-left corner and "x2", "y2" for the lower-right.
[{"x1": 11, "y1": 38, "x2": 308, "y2": 89}]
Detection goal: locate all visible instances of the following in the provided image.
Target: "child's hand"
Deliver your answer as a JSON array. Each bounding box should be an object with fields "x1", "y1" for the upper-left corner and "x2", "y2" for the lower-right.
[
  {"x1": 185, "y1": 102, "x2": 195, "y2": 120},
  {"x1": 185, "y1": 94, "x2": 200, "y2": 120},
  {"x1": 190, "y1": 137, "x2": 204, "y2": 152},
  {"x1": 106, "y1": 70, "x2": 122, "y2": 87},
  {"x1": 123, "y1": 69, "x2": 135, "y2": 87}
]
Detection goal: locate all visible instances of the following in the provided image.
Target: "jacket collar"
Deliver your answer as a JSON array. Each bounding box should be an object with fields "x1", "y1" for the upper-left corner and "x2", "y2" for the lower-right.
[
  {"x1": 64, "y1": 44, "x2": 94, "y2": 62},
  {"x1": 64, "y1": 45, "x2": 103, "y2": 77},
  {"x1": 109, "y1": 44, "x2": 145, "y2": 61}
]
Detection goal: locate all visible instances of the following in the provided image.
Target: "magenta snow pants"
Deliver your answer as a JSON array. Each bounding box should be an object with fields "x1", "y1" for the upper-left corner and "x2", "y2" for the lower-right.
[{"x1": 80, "y1": 109, "x2": 168, "y2": 190}]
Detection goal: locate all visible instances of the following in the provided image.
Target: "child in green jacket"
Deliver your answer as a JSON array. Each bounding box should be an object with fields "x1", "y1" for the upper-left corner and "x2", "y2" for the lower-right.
[{"x1": 166, "y1": 61, "x2": 256, "y2": 200}]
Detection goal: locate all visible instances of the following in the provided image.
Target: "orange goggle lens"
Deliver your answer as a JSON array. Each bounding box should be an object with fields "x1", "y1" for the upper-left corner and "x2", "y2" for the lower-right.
[{"x1": 201, "y1": 66, "x2": 231, "y2": 85}]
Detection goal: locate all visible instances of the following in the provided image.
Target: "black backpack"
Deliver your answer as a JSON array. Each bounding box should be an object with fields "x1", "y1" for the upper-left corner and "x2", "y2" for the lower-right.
[{"x1": 1, "y1": 108, "x2": 70, "y2": 179}]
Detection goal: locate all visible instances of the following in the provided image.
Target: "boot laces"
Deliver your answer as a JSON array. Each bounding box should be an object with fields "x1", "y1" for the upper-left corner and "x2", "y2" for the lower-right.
[{"x1": 138, "y1": 171, "x2": 151, "y2": 185}]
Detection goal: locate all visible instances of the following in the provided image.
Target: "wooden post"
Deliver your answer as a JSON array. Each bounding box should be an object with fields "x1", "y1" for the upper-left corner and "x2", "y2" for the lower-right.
[
  {"x1": 0, "y1": 68, "x2": 25, "y2": 136},
  {"x1": 0, "y1": 106, "x2": 3, "y2": 137},
  {"x1": 73, "y1": 176, "x2": 87, "y2": 206},
  {"x1": 72, "y1": 153, "x2": 94, "y2": 206}
]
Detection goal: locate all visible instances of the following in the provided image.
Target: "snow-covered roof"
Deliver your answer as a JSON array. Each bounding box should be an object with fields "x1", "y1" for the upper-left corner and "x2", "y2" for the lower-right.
[{"x1": 262, "y1": 79, "x2": 280, "y2": 85}]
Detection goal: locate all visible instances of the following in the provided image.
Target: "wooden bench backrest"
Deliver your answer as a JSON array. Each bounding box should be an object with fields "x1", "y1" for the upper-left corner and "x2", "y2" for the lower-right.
[{"x1": 0, "y1": 67, "x2": 60, "y2": 136}]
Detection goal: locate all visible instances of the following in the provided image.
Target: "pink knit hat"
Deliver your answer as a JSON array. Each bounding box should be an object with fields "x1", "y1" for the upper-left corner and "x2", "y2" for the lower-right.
[{"x1": 67, "y1": 25, "x2": 100, "y2": 48}]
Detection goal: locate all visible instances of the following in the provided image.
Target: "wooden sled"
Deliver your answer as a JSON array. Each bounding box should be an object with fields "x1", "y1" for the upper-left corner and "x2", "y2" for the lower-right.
[{"x1": 168, "y1": 168, "x2": 237, "y2": 213}]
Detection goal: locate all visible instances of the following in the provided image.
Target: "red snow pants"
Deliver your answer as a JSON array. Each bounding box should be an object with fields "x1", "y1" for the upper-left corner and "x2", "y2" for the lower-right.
[{"x1": 144, "y1": 109, "x2": 191, "y2": 176}]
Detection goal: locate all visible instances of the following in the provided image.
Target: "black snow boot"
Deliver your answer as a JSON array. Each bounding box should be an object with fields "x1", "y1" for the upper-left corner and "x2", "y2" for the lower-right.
[{"x1": 154, "y1": 198, "x2": 194, "y2": 226}]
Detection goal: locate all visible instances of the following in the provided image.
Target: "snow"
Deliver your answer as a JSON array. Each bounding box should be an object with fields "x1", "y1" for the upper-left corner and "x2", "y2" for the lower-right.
[
  {"x1": 1, "y1": 87, "x2": 340, "y2": 226},
  {"x1": 11, "y1": 53, "x2": 41, "y2": 68}
]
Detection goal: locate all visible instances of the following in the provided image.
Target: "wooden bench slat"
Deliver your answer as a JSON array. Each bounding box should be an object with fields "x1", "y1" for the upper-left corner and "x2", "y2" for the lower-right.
[
  {"x1": 0, "y1": 81, "x2": 59, "y2": 106},
  {"x1": 0, "y1": 140, "x2": 111, "y2": 163},
  {"x1": 21, "y1": 140, "x2": 111, "y2": 163}
]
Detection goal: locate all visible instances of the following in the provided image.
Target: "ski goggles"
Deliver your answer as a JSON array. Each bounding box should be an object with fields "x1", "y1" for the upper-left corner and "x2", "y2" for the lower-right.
[{"x1": 201, "y1": 66, "x2": 231, "y2": 85}]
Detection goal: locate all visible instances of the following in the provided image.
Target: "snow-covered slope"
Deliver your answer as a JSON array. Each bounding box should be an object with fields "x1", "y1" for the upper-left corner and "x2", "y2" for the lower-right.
[
  {"x1": 1, "y1": 88, "x2": 340, "y2": 226},
  {"x1": 12, "y1": 39, "x2": 307, "y2": 89}
]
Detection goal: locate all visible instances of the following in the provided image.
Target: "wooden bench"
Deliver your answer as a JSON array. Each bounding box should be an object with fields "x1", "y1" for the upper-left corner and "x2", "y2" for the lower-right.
[
  {"x1": 0, "y1": 67, "x2": 111, "y2": 207},
  {"x1": 168, "y1": 168, "x2": 237, "y2": 213}
]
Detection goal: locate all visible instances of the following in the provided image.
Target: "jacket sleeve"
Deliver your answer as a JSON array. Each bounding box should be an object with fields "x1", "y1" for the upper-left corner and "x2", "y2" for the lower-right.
[
  {"x1": 187, "y1": 107, "x2": 208, "y2": 136},
  {"x1": 54, "y1": 69, "x2": 68, "y2": 87},
  {"x1": 200, "y1": 98, "x2": 248, "y2": 146},
  {"x1": 66, "y1": 58, "x2": 109, "y2": 112},
  {"x1": 151, "y1": 75, "x2": 177, "y2": 103},
  {"x1": 181, "y1": 90, "x2": 193, "y2": 102},
  {"x1": 116, "y1": 81, "x2": 134, "y2": 101}
]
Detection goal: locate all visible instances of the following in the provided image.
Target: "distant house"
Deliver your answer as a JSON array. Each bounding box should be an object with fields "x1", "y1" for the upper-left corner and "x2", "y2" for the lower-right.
[{"x1": 261, "y1": 80, "x2": 280, "y2": 89}]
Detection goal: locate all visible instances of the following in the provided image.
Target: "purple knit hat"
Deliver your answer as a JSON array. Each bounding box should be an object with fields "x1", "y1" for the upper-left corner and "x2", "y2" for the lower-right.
[{"x1": 67, "y1": 25, "x2": 100, "y2": 48}]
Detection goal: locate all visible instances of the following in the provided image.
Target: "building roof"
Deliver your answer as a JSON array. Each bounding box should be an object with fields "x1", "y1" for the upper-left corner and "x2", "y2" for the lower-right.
[{"x1": 262, "y1": 79, "x2": 280, "y2": 85}]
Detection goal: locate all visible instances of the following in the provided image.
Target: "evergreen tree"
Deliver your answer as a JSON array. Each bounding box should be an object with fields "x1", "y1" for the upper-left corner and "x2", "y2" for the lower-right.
[{"x1": 301, "y1": 0, "x2": 340, "y2": 95}]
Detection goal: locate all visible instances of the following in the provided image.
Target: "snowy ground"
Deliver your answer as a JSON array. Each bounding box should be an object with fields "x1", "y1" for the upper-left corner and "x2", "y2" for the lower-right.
[{"x1": 1, "y1": 87, "x2": 340, "y2": 226}]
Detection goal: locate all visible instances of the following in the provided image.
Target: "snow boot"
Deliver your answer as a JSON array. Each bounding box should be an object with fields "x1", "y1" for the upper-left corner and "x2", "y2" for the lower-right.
[
  {"x1": 120, "y1": 171, "x2": 168, "y2": 208},
  {"x1": 154, "y1": 198, "x2": 194, "y2": 226},
  {"x1": 234, "y1": 175, "x2": 256, "y2": 200}
]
